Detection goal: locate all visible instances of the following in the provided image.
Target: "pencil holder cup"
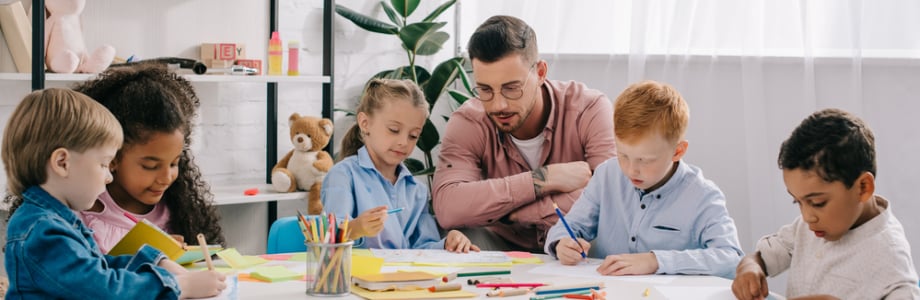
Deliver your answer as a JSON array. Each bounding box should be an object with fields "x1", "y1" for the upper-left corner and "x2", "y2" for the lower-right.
[{"x1": 306, "y1": 240, "x2": 353, "y2": 296}]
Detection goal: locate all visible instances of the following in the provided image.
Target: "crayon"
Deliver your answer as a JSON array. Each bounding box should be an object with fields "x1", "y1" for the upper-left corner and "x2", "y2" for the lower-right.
[
  {"x1": 428, "y1": 283, "x2": 462, "y2": 292},
  {"x1": 486, "y1": 288, "x2": 530, "y2": 297}
]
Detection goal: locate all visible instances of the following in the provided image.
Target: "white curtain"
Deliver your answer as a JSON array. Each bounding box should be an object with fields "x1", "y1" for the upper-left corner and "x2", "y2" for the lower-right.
[{"x1": 460, "y1": 0, "x2": 920, "y2": 291}]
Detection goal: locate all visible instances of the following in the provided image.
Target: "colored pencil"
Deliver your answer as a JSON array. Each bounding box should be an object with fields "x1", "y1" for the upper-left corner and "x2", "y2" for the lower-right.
[
  {"x1": 553, "y1": 203, "x2": 586, "y2": 259},
  {"x1": 476, "y1": 282, "x2": 546, "y2": 288},
  {"x1": 196, "y1": 233, "x2": 214, "y2": 271}
]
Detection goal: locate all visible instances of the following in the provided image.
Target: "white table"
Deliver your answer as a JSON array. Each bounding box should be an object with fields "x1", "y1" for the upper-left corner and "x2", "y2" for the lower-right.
[{"x1": 228, "y1": 254, "x2": 785, "y2": 300}]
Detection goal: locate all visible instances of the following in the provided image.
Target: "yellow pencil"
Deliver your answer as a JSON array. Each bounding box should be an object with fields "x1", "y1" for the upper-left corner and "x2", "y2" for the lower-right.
[
  {"x1": 340, "y1": 217, "x2": 350, "y2": 242},
  {"x1": 196, "y1": 233, "x2": 214, "y2": 271}
]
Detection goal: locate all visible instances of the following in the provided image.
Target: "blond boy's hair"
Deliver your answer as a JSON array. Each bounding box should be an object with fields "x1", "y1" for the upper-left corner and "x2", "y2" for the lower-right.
[
  {"x1": 613, "y1": 80, "x2": 689, "y2": 144},
  {"x1": 2, "y1": 88, "x2": 123, "y2": 197}
]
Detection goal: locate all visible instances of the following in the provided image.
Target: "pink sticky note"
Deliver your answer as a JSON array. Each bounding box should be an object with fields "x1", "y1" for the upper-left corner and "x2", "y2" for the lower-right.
[
  {"x1": 505, "y1": 251, "x2": 534, "y2": 258},
  {"x1": 259, "y1": 254, "x2": 293, "y2": 261}
]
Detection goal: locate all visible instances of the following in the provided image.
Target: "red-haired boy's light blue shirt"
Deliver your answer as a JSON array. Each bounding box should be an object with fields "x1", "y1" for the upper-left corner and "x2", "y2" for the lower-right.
[
  {"x1": 321, "y1": 146, "x2": 445, "y2": 250},
  {"x1": 545, "y1": 159, "x2": 744, "y2": 278}
]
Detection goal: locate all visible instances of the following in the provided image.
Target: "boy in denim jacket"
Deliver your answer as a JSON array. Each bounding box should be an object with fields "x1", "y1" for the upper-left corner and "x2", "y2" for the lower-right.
[{"x1": 2, "y1": 88, "x2": 225, "y2": 299}]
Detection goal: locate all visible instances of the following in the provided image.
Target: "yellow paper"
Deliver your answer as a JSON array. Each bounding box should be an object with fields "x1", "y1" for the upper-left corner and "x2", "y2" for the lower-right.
[
  {"x1": 511, "y1": 257, "x2": 544, "y2": 264},
  {"x1": 352, "y1": 248, "x2": 374, "y2": 256},
  {"x1": 289, "y1": 252, "x2": 307, "y2": 261},
  {"x1": 108, "y1": 220, "x2": 184, "y2": 260},
  {"x1": 249, "y1": 266, "x2": 304, "y2": 282},
  {"x1": 215, "y1": 248, "x2": 268, "y2": 269},
  {"x1": 350, "y1": 285, "x2": 476, "y2": 299},
  {"x1": 351, "y1": 255, "x2": 384, "y2": 276}
]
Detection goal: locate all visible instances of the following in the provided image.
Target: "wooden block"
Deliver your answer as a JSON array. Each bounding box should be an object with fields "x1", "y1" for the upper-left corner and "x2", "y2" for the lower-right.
[
  {"x1": 200, "y1": 43, "x2": 246, "y2": 61},
  {"x1": 235, "y1": 59, "x2": 261, "y2": 75},
  {"x1": 0, "y1": 1, "x2": 32, "y2": 73},
  {"x1": 205, "y1": 58, "x2": 234, "y2": 69}
]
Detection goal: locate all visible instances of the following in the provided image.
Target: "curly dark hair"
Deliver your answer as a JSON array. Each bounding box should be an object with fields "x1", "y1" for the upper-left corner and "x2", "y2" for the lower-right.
[
  {"x1": 778, "y1": 108, "x2": 876, "y2": 188},
  {"x1": 66, "y1": 63, "x2": 224, "y2": 245}
]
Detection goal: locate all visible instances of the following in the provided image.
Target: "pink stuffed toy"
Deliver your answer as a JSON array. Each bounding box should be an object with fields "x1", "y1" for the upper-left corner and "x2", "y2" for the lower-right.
[{"x1": 44, "y1": 0, "x2": 115, "y2": 73}]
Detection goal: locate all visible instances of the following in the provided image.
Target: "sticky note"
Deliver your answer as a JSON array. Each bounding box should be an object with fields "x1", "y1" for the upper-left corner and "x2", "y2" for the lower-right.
[
  {"x1": 215, "y1": 248, "x2": 268, "y2": 269},
  {"x1": 249, "y1": 266, "x2": 304, "y2": 282},
  {"x1": 352, "y1": 255, "x2": 385, "y2": 276}
]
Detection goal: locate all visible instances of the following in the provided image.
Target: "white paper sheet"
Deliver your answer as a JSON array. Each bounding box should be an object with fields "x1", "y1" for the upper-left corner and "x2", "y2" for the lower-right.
[{"x1": 528, "y1": 260, "x2": 678, "y2": 284}]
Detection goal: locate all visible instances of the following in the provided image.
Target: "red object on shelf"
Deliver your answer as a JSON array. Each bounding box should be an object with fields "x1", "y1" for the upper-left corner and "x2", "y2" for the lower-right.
[{"x1": 243, "y1": 188, "x2": 259, "y2": 196}]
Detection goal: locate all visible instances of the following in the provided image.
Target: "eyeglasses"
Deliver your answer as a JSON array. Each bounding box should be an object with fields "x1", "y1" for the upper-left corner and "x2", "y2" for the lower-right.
[{"x1": 473, "y1": 64, "x2": 536, "y2": 102}]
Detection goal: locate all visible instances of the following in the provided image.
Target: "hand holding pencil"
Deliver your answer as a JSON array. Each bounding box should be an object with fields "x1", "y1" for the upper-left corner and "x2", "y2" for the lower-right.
[
  {"x1": 556, "y1": 237, "x2": 592, "y2": 265},
  {"x1": 553, "y1": 202, "x2": 590, "y2": 265},
  {"x1": 348, "y1": 205, "x2": 388, "y2": 240},
  {"x1": 173, "y1": 233, "x2": 226, "y2": 298}
]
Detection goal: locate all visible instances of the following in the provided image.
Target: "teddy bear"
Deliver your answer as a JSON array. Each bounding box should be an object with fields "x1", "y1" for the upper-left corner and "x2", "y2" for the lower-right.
[
  {"x1": 45, "y1": 0, "x2": 115, "y2": 73},
  {"x1": 271, "y1": 113, "x2": 334, "y2": 215}
]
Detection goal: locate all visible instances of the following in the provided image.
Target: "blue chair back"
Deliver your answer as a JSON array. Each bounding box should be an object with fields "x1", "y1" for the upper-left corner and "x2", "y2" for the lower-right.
[{"x1": 267, "y1": 216, "x2": 307, "y2": 254}]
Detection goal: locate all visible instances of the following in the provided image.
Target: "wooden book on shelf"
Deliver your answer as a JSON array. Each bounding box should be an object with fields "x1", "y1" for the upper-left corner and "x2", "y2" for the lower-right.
[{"x1": 0, "y1": 1, "x2": 31, "y2": 73}]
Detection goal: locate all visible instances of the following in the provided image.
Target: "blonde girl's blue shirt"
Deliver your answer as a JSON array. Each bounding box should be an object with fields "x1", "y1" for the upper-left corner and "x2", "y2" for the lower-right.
[
  {"x1": 321, "y1": 147, "x2": 445, "y2": 250},
  {"x1": 5, "y1": 186, "x2": 180, "y2": 299},
  {"x1": 544, "y1": 159, "x2": 744, "y2": 279}
]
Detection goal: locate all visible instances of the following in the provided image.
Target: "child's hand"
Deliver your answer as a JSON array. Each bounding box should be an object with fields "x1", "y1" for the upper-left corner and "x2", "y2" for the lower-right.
[
  {"x1": 170, "y1": 234, "x2": 187, "y2": 248},
  {"x1": 555, "y1": 237, "x2": 591, "y2": 265},
  {"x1": 732, "y1": 254, "x2": 769, "y2": 300},
  {"x1": 348, "y1": 206, "x2": 388, "y2": 240},
  {"x1": 444, "y1": 230, "x2": 480, "y2": 253},
  {"x1": 596, "y1": 253, "x2": 658, "y2": 275},
  {"x1": 157, "y1": 259, "x2": 188, "y2": 275},
  {"x1": 176, "y1": 270, "x2": 227, "y2": 299}
]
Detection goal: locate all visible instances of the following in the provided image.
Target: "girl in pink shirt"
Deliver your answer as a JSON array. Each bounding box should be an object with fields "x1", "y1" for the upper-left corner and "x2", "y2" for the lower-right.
[{"x1": 74, "y1": 63, "x2": 224, "y2": 252}]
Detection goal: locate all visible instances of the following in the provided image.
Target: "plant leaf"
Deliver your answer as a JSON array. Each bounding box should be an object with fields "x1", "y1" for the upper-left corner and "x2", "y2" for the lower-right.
[
  {"x1": 404, "y1": 158, "x2": 425, "y2": 173},
  {"x1": 373, "y1": 66, "x2": 430, "y2": 83},
  {"x1": 414, "y1": 31, "x2": 450, "y2": 56},
  {"x1": 421, "y1": 57, "x2": 464, "y2": 109},
  {"x1": 411, "y1": 166, "x2": 436, "y2": 177},
  {"x1": 335, "y1": 4, "x2": 399, "y2": 35},
  {"x1": 390, "y1": 0, "x2": 420, "y2": 18},
  {"x1": 379, "y1": 1, "x2": 404, "y2": 28},
  {"x1": 333, "y1": 107, "x2": 356, "y2": 116},
  {"x1": 447, "y1": 89, "x2": 470, "y2": 105},
  {"x1": 398, "y1": 22, "x2": 447, "y2": 55},
  {"x1": 452, "y1": 59, "x2": 475, "y2": 94},
  {"x1": 416, "y1": 119, "x2": 440, "y2": 153},
  {"x1": 422, "y1": 0, "x2": 457, "y2": 22}
]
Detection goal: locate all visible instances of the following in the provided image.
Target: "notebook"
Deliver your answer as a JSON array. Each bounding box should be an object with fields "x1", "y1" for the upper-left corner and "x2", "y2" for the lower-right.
[
  {"x1": 107, "y1": 219, "x2": 222, "y2": 264},
  {"x1": 108, "y1": 219, "x2": 185, "y2": 260},
  {"x1": 351, "y1": 271, "x2": 441, "y2": 291}
]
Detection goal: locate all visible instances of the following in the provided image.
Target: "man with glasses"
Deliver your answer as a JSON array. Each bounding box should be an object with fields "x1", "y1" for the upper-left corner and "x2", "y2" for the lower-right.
[{"x1": 433, "y1": 15, "x2": 616, "y2": 252}]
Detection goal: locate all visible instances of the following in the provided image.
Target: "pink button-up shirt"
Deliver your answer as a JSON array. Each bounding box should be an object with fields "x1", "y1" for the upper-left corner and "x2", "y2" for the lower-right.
[{"x1": 433, "y1": 79, "x2": 616, "y2": 251}]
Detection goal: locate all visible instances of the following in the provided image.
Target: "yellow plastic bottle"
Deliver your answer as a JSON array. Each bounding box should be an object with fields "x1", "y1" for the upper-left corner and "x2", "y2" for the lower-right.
[{"x1": 268, "y1": 31, "x2": 283, "y2": 75}]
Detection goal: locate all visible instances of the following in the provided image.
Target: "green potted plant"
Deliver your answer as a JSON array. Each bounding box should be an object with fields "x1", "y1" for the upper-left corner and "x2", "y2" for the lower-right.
[{"x1": 336, "y1": 0, "x2": 475, "y2": 181}]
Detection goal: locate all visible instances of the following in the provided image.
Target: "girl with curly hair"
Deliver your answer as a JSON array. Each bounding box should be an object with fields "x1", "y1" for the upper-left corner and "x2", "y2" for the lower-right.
[{"x1": 68, "y1": 63, "x2": 225, "y2": 251}]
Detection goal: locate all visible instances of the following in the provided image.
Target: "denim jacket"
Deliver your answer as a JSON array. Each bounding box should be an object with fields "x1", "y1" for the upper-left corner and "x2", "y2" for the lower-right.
[{"x1": 5, "y1": 186, "x2": 181, "y2": 299}]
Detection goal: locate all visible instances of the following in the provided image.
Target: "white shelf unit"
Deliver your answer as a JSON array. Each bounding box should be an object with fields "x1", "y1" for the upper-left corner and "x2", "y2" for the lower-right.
[
  {"x1": 22, "y1": 0, "x2": 336, "y2": 231},
  {"x1": 210, "y1": 182, "x2": 307, "y2": 206},
  {"x1": 0, "y1": 72, "x2": 330, "y2": 83}
]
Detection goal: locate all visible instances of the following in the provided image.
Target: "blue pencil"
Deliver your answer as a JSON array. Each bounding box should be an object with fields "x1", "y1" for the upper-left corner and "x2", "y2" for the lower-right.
[
  {"x1": 386, "y1": 207, "x2": 404, "y2": 214},
  {"x1": 553, "y1": 203, "x2": 586, "y2": 259}
]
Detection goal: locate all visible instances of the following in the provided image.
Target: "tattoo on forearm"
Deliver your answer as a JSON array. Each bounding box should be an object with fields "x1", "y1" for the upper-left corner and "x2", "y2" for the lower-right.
[{"x1": 532, "y1": 166, "x2": 547, "y2": 198}]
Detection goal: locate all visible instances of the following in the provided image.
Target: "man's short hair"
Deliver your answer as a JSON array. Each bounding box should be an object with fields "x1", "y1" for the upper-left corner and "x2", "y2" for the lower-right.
[{"x1": 467, "y1": 15, "x2": 538, "y2": 64}]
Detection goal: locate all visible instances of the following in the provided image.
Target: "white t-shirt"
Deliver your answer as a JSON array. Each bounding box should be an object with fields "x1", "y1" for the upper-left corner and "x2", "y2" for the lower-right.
[
  {"x1": 511, "y1": 132, "x2": 546, "y2": 170},
  {"x1": 757, "y1": 195, "x2": 920, "y2": 299}
]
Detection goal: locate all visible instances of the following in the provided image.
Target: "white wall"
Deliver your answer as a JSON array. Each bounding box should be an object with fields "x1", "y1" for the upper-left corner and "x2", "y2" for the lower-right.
[
  {"x1": 0, "y1": 0, "x2": 454, "y2": 259},
  {"x1": 545, "y1": 53, "x2": 920, "y2": 290}
]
